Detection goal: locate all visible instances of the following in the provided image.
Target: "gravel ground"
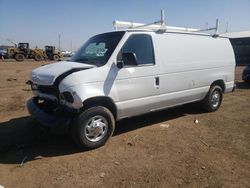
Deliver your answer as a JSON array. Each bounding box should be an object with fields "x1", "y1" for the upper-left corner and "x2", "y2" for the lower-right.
[{"x1": 0, "y1": 60, "x2": 249, "y2": 188}]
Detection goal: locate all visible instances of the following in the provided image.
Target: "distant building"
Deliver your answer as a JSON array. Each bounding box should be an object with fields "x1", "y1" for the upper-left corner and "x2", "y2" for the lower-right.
[{"x1": 221, "y1": 30, "x2": 250, "y2": 65}]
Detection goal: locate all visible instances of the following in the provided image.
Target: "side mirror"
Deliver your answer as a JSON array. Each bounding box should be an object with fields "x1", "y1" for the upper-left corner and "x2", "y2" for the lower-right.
[
  {"x1": 117, "y1": 60, "x2": 124, "y2": 69},
  {"x1": 117, "y1": 52, "x2": 138, "y2": 69}
]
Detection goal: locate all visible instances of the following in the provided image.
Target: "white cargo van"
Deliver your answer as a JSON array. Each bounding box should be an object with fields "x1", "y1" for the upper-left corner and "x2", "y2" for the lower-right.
[{"x1": 27, "y1": 19, "x2": 235, "y2": 149}]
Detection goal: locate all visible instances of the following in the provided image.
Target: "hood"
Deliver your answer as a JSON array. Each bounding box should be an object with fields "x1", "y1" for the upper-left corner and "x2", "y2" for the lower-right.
[{"x1": 31, "y1": 61, "x2": 95, "y2": 85}]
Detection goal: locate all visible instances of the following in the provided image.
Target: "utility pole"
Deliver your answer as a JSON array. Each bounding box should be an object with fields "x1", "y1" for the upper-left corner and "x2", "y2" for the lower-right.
[
  {"x1": 70, "y1": 40, "x2": 72, "y2": 52},
  {"x1": 58, "y1": 34, "x2": 61, "y2": 52},
  {"x1": 226, "y1": 22, "x2": 229, "y2": 33}
]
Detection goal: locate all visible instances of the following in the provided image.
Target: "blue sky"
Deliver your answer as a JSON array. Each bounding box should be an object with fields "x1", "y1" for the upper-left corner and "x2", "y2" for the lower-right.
[{"x1": 0, "y1": 0, "x2": 249, "y2": 50}]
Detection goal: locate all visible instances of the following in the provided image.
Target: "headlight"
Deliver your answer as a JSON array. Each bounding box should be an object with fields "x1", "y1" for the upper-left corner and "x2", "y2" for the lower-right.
[{"x1": 60, "y1": 91, "x2": 74, "y2": 103}]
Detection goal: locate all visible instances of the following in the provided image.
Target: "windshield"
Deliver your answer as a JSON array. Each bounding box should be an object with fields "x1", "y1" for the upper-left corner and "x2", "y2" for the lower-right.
[{"x1": 70, "y1": 31, "x2": 125, "y2": 66}]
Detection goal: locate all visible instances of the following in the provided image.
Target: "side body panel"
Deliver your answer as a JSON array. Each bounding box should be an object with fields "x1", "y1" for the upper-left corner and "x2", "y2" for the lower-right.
[
  {"x1": 114, "y1": 32, "x2": 235, "y2": 119},
  {"x1": 151, "y1": 33, "x2": 235, "y2": 110}
]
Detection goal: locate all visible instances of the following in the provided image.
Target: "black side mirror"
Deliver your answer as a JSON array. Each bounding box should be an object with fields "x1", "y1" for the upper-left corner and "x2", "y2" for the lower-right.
[
  {"x1": 117, "y1": 60, "x2": 124, "y2": 69},
  {"x1": 117, "y1": 52, "x2": 138, "y2": 69}
]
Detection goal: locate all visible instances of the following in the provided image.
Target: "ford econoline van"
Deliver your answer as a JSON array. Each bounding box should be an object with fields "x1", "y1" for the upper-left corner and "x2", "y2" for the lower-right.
[{"x1": 27, "y1": 21, "x2": 235, "y2": 149}]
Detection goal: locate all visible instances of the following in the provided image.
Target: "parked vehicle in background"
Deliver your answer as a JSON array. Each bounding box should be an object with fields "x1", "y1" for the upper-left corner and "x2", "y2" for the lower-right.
[
  {"x1": 0, "y1": 49, "x2": 7, "y2": 59},
  {"x1": 242, "y1": 64, "x2": 250, "y2": 84},
  {"x1": 27, "y1": 14, "x2": 236, "y2": 150},
  {"x1": 7, "y1": 43, "x2": 45, "y2": 61},
  {"x1": 61, "y1": 51, "x2": 74, "y2": 57},
  {"x1": 44, "y1": 46, "x2": 62, "y2": 61}
]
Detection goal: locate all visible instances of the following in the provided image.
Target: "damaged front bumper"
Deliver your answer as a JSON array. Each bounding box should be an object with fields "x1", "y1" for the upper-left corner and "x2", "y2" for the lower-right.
[{"x1": 27, "y1": 97, "x2": 75, "y2": 134}]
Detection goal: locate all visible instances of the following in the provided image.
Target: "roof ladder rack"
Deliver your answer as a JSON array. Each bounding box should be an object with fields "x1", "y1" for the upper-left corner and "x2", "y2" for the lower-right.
[{"x1": 113, "y1": 10, "x2": 219, "y2": 35}]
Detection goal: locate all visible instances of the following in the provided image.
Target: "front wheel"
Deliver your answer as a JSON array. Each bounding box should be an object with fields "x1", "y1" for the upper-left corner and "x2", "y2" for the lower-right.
[
  {"x1": 71, "y1": 106, "x2": 115, "y2": 149},
  {"x1": 53, "y1": 54, "x2": 59, "y2": 61},
  {"x1": 34, "y1": 54, "x2": 42, "y2": 61},
  {"x1": 202, "y1": 85, "x2": 223, "y2": 112},
  {"x1": 15, "y1": 53, "x2": 24, "y2": 61}
]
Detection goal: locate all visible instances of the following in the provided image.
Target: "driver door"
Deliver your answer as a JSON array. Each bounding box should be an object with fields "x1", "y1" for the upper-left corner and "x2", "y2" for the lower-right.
[{"x1": 114, "y1": 33, "x2": 160, "y2": 118}]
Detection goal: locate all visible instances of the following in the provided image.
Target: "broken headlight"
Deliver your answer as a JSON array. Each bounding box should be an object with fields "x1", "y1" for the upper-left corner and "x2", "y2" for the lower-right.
[{"x1": 59, "y1": 91, "x2": 74, "y2": 103}]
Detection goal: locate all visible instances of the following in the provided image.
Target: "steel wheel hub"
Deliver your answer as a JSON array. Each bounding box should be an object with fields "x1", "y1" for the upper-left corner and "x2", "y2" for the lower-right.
[
  {"x1": 85, "y1": 115, "x2": 108, "y2": 142},
  {"x1": 211, "y1": 90, "x2": 220, "y2": 108}
]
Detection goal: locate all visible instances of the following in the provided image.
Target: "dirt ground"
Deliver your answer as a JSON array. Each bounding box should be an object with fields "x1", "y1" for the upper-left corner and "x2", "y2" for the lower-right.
[{"x1": 0, "y1": 60, "x2": 249, "y2": 188}]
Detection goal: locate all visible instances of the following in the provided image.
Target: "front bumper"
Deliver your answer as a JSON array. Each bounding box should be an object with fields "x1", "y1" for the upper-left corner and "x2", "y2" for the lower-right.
[{"x1": 27, "y1": 97, "x2": 72, "y2": 134}]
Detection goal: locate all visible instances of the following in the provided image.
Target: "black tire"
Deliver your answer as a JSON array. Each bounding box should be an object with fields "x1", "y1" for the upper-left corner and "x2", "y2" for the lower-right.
[
  {"x1": 244, "y1": 79, "x2": 250, "y2": 85},
  {"x1": 15, "y1": 53, "x2": 24, "y2": 61},
  {"x1": 34, "y1": 54, "x2": 42, "y2": 61},
  {"x1": 71, "y1": 106, "x2": 115, "y2": 149},
  {"x1": 202, "y1": 85, "x2": 223, "y2": 112},
  {"x1": 53, "y1": 55, "x2": 59, "y2": 61}
]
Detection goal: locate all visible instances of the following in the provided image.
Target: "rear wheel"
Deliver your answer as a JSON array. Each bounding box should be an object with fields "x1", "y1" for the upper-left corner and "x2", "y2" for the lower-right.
[
  {"x1": 15, "y1": 53, "x2": 24, "y2": 61},
  {"x1": 71, "y1": 106, "x2": 115, "y2": 149},
  {"x1": 202, "y1": 85, "x2": 223, "y2": 112},
  {"x1": 34, "y1": 54, "x2": 42, "y2": 61},
  {"x1": 53, "y1": 54, "x2": 59, "y2": 61}
]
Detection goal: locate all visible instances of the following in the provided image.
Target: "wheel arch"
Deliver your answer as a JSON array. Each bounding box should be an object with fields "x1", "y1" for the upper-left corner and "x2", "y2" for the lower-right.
[
  {"x1": 82, "y1": 96, "x2": 118, "y2": 120},
  {"x1": 211, "y1": 79, "x2": 225, "y2": 93}
]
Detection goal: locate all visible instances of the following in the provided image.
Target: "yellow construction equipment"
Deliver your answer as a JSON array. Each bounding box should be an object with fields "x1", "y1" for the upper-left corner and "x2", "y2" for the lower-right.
[
  {"x1": 7, "y1": 41, "x2": 45, "y2": 61},
  {"x1": 44, "y1": 45, "x2": 62, "y2": 61}
]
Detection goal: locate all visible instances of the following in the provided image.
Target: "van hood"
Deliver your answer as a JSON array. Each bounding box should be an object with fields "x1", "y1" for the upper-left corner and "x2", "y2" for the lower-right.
[{"x1": 31, "y1": 61, "x2": 95, "y2": 85}]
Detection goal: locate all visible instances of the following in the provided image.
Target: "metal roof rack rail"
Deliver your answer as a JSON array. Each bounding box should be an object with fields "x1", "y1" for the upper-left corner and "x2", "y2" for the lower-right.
[{"x1": 113, "y1": 10, "x2": 219, "y2": 35}]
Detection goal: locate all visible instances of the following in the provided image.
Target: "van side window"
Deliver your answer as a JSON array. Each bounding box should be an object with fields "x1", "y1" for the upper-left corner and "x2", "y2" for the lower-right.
[{"x1": 119, "y1": 34, "x2": 155, "y2": 66}]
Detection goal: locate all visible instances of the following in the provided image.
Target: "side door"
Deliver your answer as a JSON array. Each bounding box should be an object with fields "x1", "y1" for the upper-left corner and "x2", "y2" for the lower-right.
[{"x1": 114, "y1": 33, "x2": 160, "y2": 118}]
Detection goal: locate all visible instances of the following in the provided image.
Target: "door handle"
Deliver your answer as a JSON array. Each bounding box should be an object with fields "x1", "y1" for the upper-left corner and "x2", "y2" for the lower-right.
[{"x1": 155, "y1": 77, "x2": 159, "y2": 87}]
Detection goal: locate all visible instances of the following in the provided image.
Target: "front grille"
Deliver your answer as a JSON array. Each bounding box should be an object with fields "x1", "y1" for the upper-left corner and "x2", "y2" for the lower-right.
[{"x1": 37, "y1": 85, "x2": 59, "y2": 96}]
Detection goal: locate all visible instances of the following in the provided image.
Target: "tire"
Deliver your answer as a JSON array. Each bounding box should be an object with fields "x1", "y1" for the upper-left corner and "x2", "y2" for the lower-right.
[
  {"x1": 71, "y1": 106, "x2": 115, "y2": 149},
  {"x1": 244, "y1": 79, "x2": 250, "y2": 85},
  {"x1": 53, "y1": 55, "x2": 59, "y2": 61},
  {"x1": 15, "y1": 53, "x2": 24, "y2": 61},
  {"x1": 34, "y1": 54, "x2": 42, "y2": 61},
  {"x1": 202, "y1": 85, "x2": 223, "y2": 112}
]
